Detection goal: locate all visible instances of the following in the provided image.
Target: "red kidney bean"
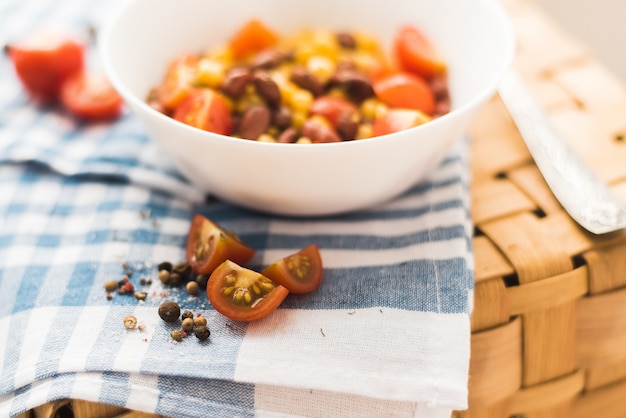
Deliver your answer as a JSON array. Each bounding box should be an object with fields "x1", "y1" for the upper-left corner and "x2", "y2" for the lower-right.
[
  {"x1": 301, "y1": 120, "x2": 341, "y2": 143},
  {"x1": 221, "y1": 67, "x2": 251, "y2": 99},
  {"x1": 252, "y1": 70, "x2": 281, "y2": 107},
  {"x1": 239, "y1": 105, "x2": 271, "y2": 140},
  {"x1": 290, "y1": 65, "x2": 323, "y2": 97}
]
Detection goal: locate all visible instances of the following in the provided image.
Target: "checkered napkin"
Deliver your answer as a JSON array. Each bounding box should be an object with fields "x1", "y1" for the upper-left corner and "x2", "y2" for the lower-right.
[{"x1": 0, "y1": 1, "x2": 474, "y2": 417}]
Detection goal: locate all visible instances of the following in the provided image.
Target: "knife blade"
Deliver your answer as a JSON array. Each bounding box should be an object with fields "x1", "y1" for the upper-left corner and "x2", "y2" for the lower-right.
[{"x1": 497, "y1": 69, "x2": 626, "y2": 234}]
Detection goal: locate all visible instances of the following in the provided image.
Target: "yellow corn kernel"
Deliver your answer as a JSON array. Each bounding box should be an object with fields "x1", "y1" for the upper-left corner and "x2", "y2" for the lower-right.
[
  {"x1": 203, "y1": 43, "x2": 234, "y2": 66},
  {"x1": 196, "y1": 58, "x2": 227, "y2": 88},
  {"x1": 291, "y1": 110, "x2": 308, "y2": 128},
  {"x1": 360, "y1": 98, "x2": 389, "y2": 121},
  {"x1": 308, "y1": 114, "x2": 331, "y2": 128},
  {"x1": 234, "y1": 92, "x2": 264, "y2": 114},
  {"x1": 296, "y1": 136, "x2": 313, "y2": 144},
  {"x1": 306, "y1": 55, "x2": 336, "y2": 84},
  {"x1": 353, "y1": 31, "x2": 382, "y2": 53},
  {"x1": 355, "y1": 123, "x2": 374, "y2": 140},
  {"x1": 288, "y1": 89, "x2": 314, "y2": 114},
  {"x1": 257, "y1": 134, "x2": 276, "y2": 143}
]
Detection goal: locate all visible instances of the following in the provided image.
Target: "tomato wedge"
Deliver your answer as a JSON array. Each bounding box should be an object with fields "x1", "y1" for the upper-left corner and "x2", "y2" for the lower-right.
[
  {"x1": 261, "y1": 244, "x2": 323, "y2": 294},
  {"x1": 229, "y1": 19, "x2": 278, "y2": 60},
  {"x1": 207, "y1": 260, "x2": 289, "y2": 322},
  {"x1": 158, "y1": 53, "x2": 199, "y2": 110},
  {"x1": 394, "y1": 25, "x2": 446, "y2": 79},
  {"x1": 173, "y1": 89, "x2": 233, "y2": 135},
  {"x1": 9, "y1": 30, "x2": 85, "y2": 102},
  {"x1": 185, "y1": 214, "x2": 255, "y2": 275},
  {"x1": 372, "y1": 108, "x2": 431, "y2": 137},
  {"x1": 373, "y1": 72, "x2": 435, "y2": 115},
  {"x1": 60, "y1": 71, "x2": 124, "y2": 121},
  {"x1": 309, "y1": 96, "x2": 357, "y2": 127}
]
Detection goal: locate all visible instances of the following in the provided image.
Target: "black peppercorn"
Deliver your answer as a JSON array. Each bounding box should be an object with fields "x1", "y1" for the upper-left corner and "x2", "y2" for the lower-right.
[
  {"x1": 181, "y1": 310, "x2": 194, "y2": 321},
  {"x1": 195, "y1": 326, "x2": 210, "y2": 341},
  {"x1": 158, "y1": 301, "x2": 181, "y2": 323},
  {"x1": 158, "y1": 261, "x2": 173, "y2": 272}
]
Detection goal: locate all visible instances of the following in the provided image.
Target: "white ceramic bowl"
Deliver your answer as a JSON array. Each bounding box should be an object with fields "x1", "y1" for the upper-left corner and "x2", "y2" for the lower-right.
[{"x1": 100, "y1": 0, "x2": 514, "y2": 216}]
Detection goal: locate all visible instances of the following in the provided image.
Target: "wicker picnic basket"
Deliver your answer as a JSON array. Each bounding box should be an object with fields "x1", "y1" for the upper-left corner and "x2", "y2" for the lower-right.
[{"x1": 21, "y1": 0, "x2": 626, "y2": 417}]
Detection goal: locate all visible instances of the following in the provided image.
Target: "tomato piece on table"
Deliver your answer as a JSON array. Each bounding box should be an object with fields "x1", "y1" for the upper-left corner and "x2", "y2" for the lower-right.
[
  {"x1": 8, "y1": 30, "x2": 85, "y2": 102},
  {"x1": 261, "y1": 244, "x2": 323, "y2": 294},
  {"x1": 173, "y1": 89, "x2": 233, "y2": 135},
  {"x1": 373, "y1": 72, "x2": 435, "y2": 115},
  {"x1": 186, "y1": 214, "x2": 255, "y2": 275},
  {"x1": 229, "y1": 19, "x2": 278, "y2": 60},
  {"x1": 60, "y1": 71, "x2": 124, "y2": 121},
  {"x1": 394, "y1": 25, "x2": 446, "y2": 79},
  {"x1": 157, "y1": 53, "x2": 199, "y2": 110},
  {"x1": 372, "y1": 108, "x2": 431, "y2": 137},
  {"x1": 207, "y1": 260, "x2": 289, "y2": 322},
  {"x1": 310, "y1": 96, "x2": 357, "y2": 127}
]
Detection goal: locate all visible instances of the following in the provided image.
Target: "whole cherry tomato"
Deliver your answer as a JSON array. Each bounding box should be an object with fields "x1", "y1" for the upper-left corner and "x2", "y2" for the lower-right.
[
  {"x1": 261, "y1": 244, "x2": 323, "y2": 294},
  {"x1": 207, "y1": 260, "x2": 289, "y2": 322},
  {"x1": 8, "y1": 30, "x2": 85, "y2": 102},
  {"x1": 60, "y1": 71, "x2": 124, "y2": 121},
  {"x1": 394, "y1": 25, "x2": 447, "y2": 79},
  {"x1": 173, "y1": 89, "x2": 233, "y2": 135},
  {"x1": 186, "y1": 214, "x2": 255, "y2": 275}
]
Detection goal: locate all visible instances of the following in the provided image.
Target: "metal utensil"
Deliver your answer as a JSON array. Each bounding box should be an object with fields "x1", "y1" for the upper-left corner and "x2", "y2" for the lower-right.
[{"x1": 497, "y1": 69, "x2": 626, "y2": 234}]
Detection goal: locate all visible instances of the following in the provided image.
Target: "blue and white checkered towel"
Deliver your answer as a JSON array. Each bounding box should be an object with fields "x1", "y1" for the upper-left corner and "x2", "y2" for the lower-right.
[{"x1": 0, "y1": 1, "x2": 474, "y2": 417}]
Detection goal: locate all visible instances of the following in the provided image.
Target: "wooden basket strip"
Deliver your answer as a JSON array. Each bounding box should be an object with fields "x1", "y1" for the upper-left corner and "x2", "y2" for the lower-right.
[
  {"x1": 577, "y1": 287, "x2": 626, "y2": 367},
  {"x1": 508, "y1": 370, "x2": 584, "y2": 415},
  {"x1": 467, "y1": 318, "x2": 522, "y2": 408}
]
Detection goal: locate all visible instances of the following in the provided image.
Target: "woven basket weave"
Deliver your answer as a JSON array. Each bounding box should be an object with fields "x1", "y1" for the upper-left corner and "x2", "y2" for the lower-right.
[{"x1": 21, "y1": 0, "x2": 626, "y2": 417}]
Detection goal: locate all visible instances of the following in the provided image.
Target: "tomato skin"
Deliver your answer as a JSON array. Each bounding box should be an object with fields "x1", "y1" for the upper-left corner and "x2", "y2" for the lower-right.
[
  {"x1": 310, "y1": 96, "x2": 357, "y2": 127},
  {"x1": 373, "y1": 72, "x2": 435, "y2": 115},
  {"x1": 9, "y1": 30, "x2": 85, "y2": 102},
  {"x1": 173, "y1": 89, "x2": 233, "y2": 135},
  {"x1": 60, "y1": 71, "x2": 124, "y2": 121},
  {"x1": 229, "y1": 19, "x2": 278, "y2": 59},
  {"x1": 186, "y1": 214, "x2": 255, "y2": 275},
  {"x1": 372, "y1": 108, "x2": 431, "y2": 137},
  {"x1": 207, "y1": 260, "x2": 289, "y2": 322},
  {"x1": 261, "y1": 244, "x2": 323, "y2": 294},
  {"x1": 158, "y1": 53, "x2": 199, "y2": 110},
  {"x1": 394, "y1": 25, "x2": 446, "y2": 79}
]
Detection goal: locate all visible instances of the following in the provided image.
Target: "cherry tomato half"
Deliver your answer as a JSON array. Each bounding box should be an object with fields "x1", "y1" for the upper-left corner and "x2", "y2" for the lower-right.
[
  {"x1": 157, "y1": 53, "x2": 199, "y2": 110},
  {"x1": 229, "y1": 19, "x2": 278, "y2": 60},
  {"x1": 207, "y1": 260, "x2": 289, "y2": 322},
  {"x1": 186, "y1": 214, "x2": 255, "y2": 275},
  {"x1": 261, "y1": 244, "x2": 323, "y2": 294},
  {"x1": 372, "y1": 108, "x2": 431, "y2": 137},
  {"x1": 394, "y1": 25, "x2": 447, "y2": 79},
  {"x1": 173, "y1": 89, "x2": 233, "y2": 135},
  {"x1": 60, "y1": 71, "x2": 124, "y2": 121},
  {"x1": 9, "y1": 30, "x2": 85, "y2": 102},
  {"x1": 373, "y1": 72, "x2": 435, "y2": 115}
]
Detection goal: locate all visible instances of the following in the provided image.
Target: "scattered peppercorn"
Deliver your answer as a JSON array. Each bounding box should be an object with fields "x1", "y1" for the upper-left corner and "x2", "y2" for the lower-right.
[
  {"x1": 182, "y1": 317, "x2": 195, "y2": 332},
  {"x1": 158, "y1": 269, "x2": 171, "y2": 284},
  {"x1": 104, "y1": 280, "x2": 118, "y2": 292},
  {"x1": 158, "y1": 261, "x2": 173, "y2": 272},
  {"x1": 195, "y1": 326, "x2": 210, "y2": 341},
  {"x1": 173, "y1": 262, "x2": 192, "y2": 277},
  {"x1": 168, "y1": 272, "x2": 183, "y2": 286},
  {"x1": 134, "y1": 291, "x2": 147, "y2": 301},
  {"x1": 186, "y1": 281, "x2": 199, "y2": 296},
  {"x1": 158, "y1": 301, "x2": 181, "y2": 323},
  {"x1": 171, "y1": 329, "x2": 184, "y2": 342},
  {"x1": 193, "y1": 316, "x2": 207, "y2": 328},
  {"x1": 106, "y1": 293, "x2": 114, "y2": 300},
  {"x1": 181, "y1": 310, "x2": 194, "y2": 321},
  {"x1": 195, "y1": 274, "x2": 209, "y2": 289},
  {"x1": 123, "y1": 315, "x2": 137, "y2": 329}
]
